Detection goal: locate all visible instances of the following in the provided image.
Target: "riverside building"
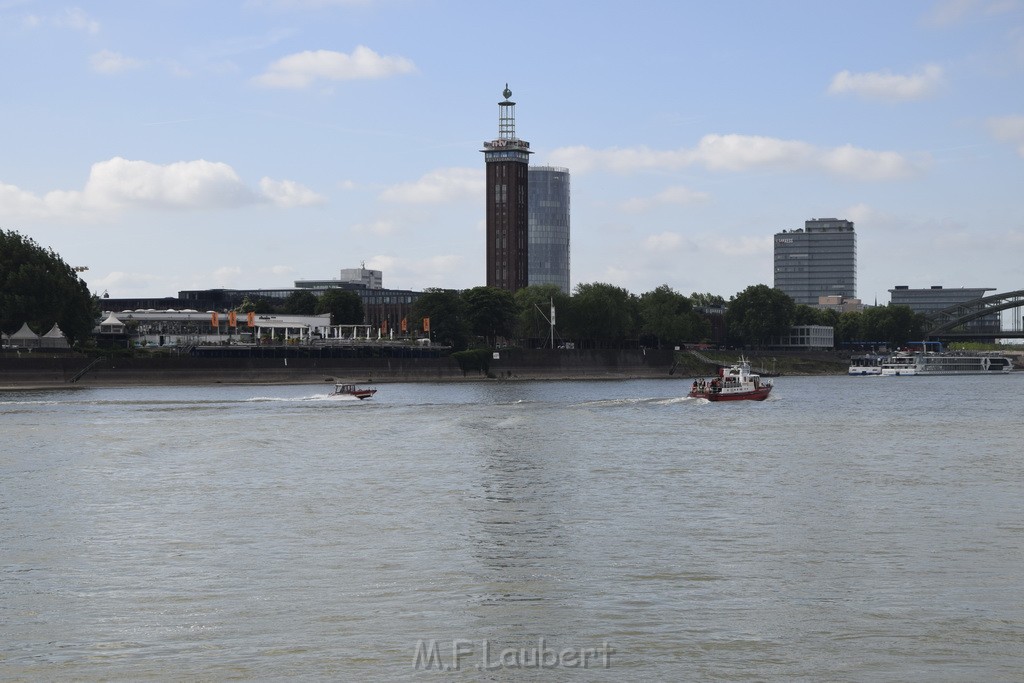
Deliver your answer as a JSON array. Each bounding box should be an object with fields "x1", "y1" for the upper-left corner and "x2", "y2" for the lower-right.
[
  {"x1": 889, "y1": 285, "x2": 998, "y2": 335},
  {"x1": 774, "y1": 218, "x2": 857, "y2": 306}
]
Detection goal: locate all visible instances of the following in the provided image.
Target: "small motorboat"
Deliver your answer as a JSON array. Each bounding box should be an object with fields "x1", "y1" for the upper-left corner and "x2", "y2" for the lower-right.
[
  {"x1": 689, "y1": 358, "x2": 772, "y2": 402},
  {"x1": 332, "y1": 383, "x2": 377, "y2": 400}
]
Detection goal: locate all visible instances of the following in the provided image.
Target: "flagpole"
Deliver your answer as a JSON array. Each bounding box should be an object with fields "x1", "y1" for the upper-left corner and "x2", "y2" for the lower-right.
[{"x1": 550, "y1": 298, "x2": 555, "y2": 350}]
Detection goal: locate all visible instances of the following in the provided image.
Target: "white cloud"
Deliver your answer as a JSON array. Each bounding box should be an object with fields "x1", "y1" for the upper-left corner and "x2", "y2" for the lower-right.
[
  {"x1": 365, "y1": 253, "x2": 464, "y2": 290},
  {"x1": 550, "y1": 134, "x2": 920, "y2": 181},
  {"x1": 922, "y1": 0, "x2": 1019, "y2": 26},
  {"x1": 691, "y1": 134, "x2": 814, "y2": 171},
  {"x1": 352, "y1": 220, "x2": 398, "y2": 236},
  {"x1": 819, "y1": 145, "x2": 920, "y2": 181},
  {"x1": 252, "y1": 45, "x2": 416, "y2": 88},
  {"x1": 83, "y1": 158, "x2": 255, "y2": 209},
  {"x1": 621, "y1": 185, "x2": 710, "y2": 212},
  {"x1": 259, "y1": 177, "x2": 326, "y2": 207},
  {"x1": 21, "y1": 7, "x2": 100, "y2": 34},
  {"x1": 90, "y1": 49, "x2": 144, "y2": 74},
  {"x1": 56, "y1": 7, "x2": 100, "y2": 34},
  {"x1": 987, "y1": 114, "x2": 1024, "y2": 156},
  {"x1": 0, "y1": 157, "x2": 321, "y2": 219},
  {"x1": 642, "y1": 232, "x2": 685, "y2": 251},
  {"x1": 378, "y1": 167, "x2": 483, "y2": 203},
  {"x1": 827, "y1": 64, "x2": 945, "y2": 101}
]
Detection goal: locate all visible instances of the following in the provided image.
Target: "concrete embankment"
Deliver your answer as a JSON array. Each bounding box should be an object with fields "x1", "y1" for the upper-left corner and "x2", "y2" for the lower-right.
[{"x1": 0, "y1": 348, "x2": 681, "y2": 389}]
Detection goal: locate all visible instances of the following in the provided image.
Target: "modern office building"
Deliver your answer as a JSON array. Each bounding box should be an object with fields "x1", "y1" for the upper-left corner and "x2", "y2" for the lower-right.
[
  {"x1": 774, "y1": 218, "x2": 857, "y2": 305},
  {"x1": 528, "y1": 166, "x2": 571, "y2": 294},
  {"x1": 482, "y1": 84, "x2": 532, "y2": 292},
  {"x1": 889, "y1": 285, "x2": 998, "y2": 333}
]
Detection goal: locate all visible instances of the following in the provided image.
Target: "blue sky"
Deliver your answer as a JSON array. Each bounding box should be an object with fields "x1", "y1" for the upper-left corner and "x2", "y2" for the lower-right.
[{"x1": 2, "y1": 0, "x2": 1022, "y2": 304}]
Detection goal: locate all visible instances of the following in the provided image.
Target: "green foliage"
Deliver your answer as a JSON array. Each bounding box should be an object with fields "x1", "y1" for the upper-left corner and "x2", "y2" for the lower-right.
[
  {"x1": 282, "y1": 290, "x2": 318, "y2": 315},
  {"x1": 639, "y1": 284, "x2": 709, "y2": 348},
  {"x1": 833, "y1": 305, "x2": 929, "y2": 347},
  {"x1": 412, "y1": 288, "x2": 470, "y2": 350},
  {"x1": 0, "y1": 229, "x2": 95, "y2": 345},
  {"x1": 835, "y1": 310, "x2": 862, "y2": 343},
  {"x1": 236, "y1": 296, "x2": 278, "y2": 314},
  {"x1": 566, "y1": 282, "x2": 638, "y2": 343},
  {"x1": 513, "y1": 284, "x2": 572, "y2": 345},
  {"x1": 726, "y1": 284, "x2": 796, "y2": 346},
  {"x1": 316, "y1": 289, "x2": 364, "y2": 325},
  {"x1": 461, "y1": 286, "x2": 517, "y2": 346},
  {"x1": 690, "y1": 292, "x2": 726, "y2": 308}
]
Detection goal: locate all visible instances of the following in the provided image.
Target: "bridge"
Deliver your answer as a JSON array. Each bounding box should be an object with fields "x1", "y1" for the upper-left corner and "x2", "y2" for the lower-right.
[{"x1": 926, "y1": 289, "x2": 1024, "y2": 340}]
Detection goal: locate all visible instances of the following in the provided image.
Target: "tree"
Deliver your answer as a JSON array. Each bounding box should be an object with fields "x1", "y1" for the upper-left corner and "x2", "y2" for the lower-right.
[
  {"x1": 726, "y1": 284, "x2": 796, "y2": 347},
  {"x1": 690, "y1": 292, "x2": 726, "y2": 308},
  {"x1": 639, "y1": 284, "x2": 708, "y2": 348},
  {"x1": 793, "y1": 304, "x2": 822, "y2": 326},
  {"x1": 282, "y1": 290, "x2": 318, "y2": 315},
  {"x1": 835, "y1": 310, "x2": 863, "y2": 345},
  {"x1": 565, "y1": 282, "x2": 638, "y2": 347},
  {"x1": 316, "y1": 289, "x2": 364, "y2": 325},
  {"x1": 461, "y1": 286, "x2": 517, "y2": 347},
  {"x1": 237, "y1": 296, "x2": 277, "y2": 314},
  {"x1": 513, "y1": 284, "x2": 572, "y2": 347},
  {"x1": 411, "y1": 288, "x2": 469, "y2": 350},
  {"x1": 0, "y1": 229, "x2": 95, "y2": 346},
  {"x1": 882, "y1": 304, "x2": 928, "y2": 348}
]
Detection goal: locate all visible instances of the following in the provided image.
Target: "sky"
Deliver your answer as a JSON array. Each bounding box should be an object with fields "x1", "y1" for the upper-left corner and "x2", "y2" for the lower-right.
[{"x1": 2, "y1": 0, "x2": 1023, "y2": 305}]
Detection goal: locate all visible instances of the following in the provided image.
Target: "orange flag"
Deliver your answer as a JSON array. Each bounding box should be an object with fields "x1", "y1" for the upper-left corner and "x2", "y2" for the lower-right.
[
  {"x1": 422, "y1": 317, "x2": 430, "y2": 332},
  {"x1": 228, "y1": 311, "x2": 238, "y2": 328},
  {"x1": 247, "y1": 311, "x2": 256, "y2": 328},
  {"x1": 210, "y1": 311, "x2": 219, "y2": 328}
]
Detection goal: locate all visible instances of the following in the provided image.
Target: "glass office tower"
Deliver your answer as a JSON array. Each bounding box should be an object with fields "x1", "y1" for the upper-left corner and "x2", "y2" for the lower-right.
[{"x1": 528, "y1": 166, "x2": 570, "y2": 294}]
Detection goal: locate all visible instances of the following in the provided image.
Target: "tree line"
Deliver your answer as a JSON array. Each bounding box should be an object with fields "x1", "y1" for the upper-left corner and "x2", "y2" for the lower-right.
[
  {"x1": 406, "y1": 282, "x2": 930, "y2": 351},
  {"x1": 2, "y1": 229, "x2": 930, "y2": 351}
]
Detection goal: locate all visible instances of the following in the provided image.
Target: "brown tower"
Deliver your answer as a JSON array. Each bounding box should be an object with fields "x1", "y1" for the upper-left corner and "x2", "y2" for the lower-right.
[{"x1": 482, "y1": 84, "x2": 531, "y2": 291}]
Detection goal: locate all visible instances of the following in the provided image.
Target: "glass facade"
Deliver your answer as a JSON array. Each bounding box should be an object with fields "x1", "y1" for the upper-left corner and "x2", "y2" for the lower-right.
[
  {"x1": 528, "y1": 167, "x2": 571, "y2": 294},
  {"x1": 774, "y1": 218, "x2": 856, "y2": 305},
  {"x1": 889, "y1": 286, "x2": 998, "y2": 333}
]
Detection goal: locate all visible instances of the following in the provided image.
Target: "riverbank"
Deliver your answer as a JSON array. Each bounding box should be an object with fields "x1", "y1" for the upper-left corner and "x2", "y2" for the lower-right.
[{"x1": 0, "y1": 347, "x2": 855, "y2": 391}]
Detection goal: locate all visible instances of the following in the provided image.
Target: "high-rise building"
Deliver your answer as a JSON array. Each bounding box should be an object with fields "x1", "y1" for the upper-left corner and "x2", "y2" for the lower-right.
[
  {"x1": 528, "y1": 166, "x2": 570, "y2": 294},
  {"x1": 889, "y1": 285, "x2": 999, "y2": 334},
  {"x1": 482, "y1": 85, "x2": 532, "y2": 291},
  {"x1": 773, "y1": 218, "x2": 857, "y2": 305}
]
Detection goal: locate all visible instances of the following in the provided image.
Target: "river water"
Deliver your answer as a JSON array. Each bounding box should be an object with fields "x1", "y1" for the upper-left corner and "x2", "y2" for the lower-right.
[{"x1": 2, "y1": 375, "x2": 1023, "y2": 681}]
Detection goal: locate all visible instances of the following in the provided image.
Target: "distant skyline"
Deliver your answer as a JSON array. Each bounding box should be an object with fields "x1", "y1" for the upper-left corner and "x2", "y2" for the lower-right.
[{"x1": 2, "y1": 1, "x2": 1023, "y2": 303}]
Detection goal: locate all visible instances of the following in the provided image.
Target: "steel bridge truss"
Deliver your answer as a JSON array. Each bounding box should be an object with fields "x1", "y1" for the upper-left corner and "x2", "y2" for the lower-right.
[{"x1": 926, "y1": 289, "x2": 1024, "y2": 338}]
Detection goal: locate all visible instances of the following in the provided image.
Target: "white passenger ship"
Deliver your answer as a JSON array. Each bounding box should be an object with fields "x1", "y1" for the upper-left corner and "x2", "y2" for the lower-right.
[
  {"x1": 879, "y1": 351, "x2": 1014, "y2": 376},
  {"x1": 848, "y1": 355, "x2": 884, "y2": 375}
]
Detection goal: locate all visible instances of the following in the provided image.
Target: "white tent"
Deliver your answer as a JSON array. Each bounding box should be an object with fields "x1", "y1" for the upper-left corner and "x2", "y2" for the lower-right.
[
  {"x1": 9, "y1": 322, "x2": 40, "y2": 348},
  {"x1": 40, "y1": 323, "x2": 70, "y2": 348},
  {"x1": 98, "y1": 314, "x2": 125, "y2": 334}
]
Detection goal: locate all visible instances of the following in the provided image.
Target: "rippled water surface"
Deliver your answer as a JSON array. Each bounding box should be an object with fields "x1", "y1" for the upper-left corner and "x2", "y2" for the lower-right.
[{"x1": 3, "y1": 375, "x2": 1023, "y2": 681}]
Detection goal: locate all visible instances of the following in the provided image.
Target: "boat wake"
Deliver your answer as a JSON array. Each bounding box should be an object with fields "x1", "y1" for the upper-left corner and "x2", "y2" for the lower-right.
[{"x1": 578, "y1": 395, "x2": 709, "y2": 408}]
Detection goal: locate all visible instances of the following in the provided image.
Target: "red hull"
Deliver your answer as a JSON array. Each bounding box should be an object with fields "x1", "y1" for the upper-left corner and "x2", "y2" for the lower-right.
[
  {"x1": 689, "y1": 386, "x2": 772, "y2": 402},
  {"x1": 333, "y1": 385, "x2": 377, "y2": 399},
  {"x1": 348, "y1": 390, "x2": 376, "y2": 400}
]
